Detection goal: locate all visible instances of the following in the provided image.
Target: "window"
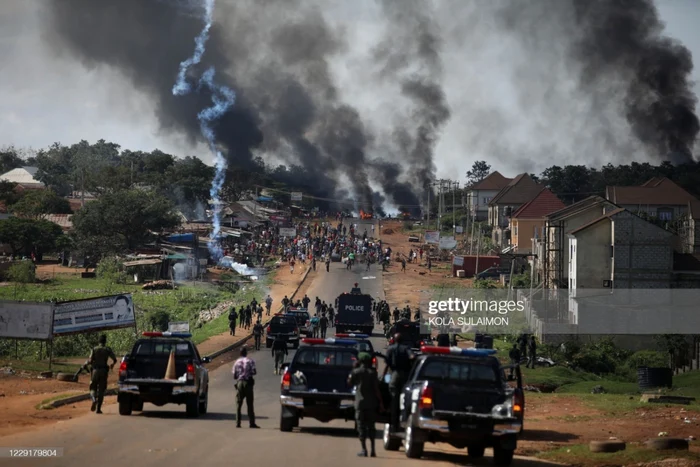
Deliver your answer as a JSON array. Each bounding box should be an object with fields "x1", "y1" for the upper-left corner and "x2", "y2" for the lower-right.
[
  {"x1": 134, "y1": 341, "x2": 194, "y2": 357},
  {"x1": 658, "y1": 209, "x2": 673, "y2": 221},
  {"x1": 418, "y1": 360, "x2": 498, "y2": 383},
  {"x1": 514, "y1": 225, "x2": 518, "y2": 236},
  {"x1": 295, "y1": 349, "x2": 356, "y2": 367}
]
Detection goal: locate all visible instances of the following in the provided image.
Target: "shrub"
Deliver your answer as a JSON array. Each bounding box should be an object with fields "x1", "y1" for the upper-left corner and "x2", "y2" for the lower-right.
[
  {"x1": 147, "y1": 309, "x2": 171, "y2": 331},
  {"x1": 97, "y1": 256, "x2": 127, "y2": 290},
  {"x1": 7, "y1": 261, "x2": 35, "y2": 284},
  {"x1": 626, "y1": 350, "x2": 669, "y2": 369}
]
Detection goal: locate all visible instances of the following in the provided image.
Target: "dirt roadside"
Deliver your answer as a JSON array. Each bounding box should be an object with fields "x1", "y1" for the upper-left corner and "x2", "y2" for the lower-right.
[{"x1": 0, "y1": 260, "x2": 316, "y2": 438}]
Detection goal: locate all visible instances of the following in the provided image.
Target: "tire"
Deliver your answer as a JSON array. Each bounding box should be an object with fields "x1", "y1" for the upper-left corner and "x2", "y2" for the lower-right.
[
  {"x1": 383, "y1": 424, "x2": 401, "y2": 451},
  {"x1": 589, "y1": 440, "x2": 626, "y2": 453},
  {"x1": 493, "y1": 448, "x2": 514, "y2": 466},
  {"x1": 131, "y1": 399, "x2": 144, "y2": 412},
  {"x1": 404, "y1": 425, "x2": 424, "y2": 459},
  {"x1": 468, "y1": 445, "x2": 485, "y2": 458},
  {"x1": 118, "y1": 397, "x2": 132, "y2": 416},
  {"x1": 186, "y1": 395, "x2": 200, "y2": 418},
  {"x1": 199, "y1": 392, "x2": 208, "y2": 415},
  {"x1": 56, "y1": 372, "x2": 75, "y2": 382},
  {"x1": 644, "y1": 438, "x2": 688, "y2": 451},
  {"x1": 280, "y1": 413, "x2": 295, "y2": 432}
]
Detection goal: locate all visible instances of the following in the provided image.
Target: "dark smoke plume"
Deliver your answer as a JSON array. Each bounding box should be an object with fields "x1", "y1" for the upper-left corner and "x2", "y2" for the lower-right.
[
  {"x1": 497, "y1": 0, "x2": 699, "y2": 163},
  {"x1": 374, "y1": 0, "x2": 451, "y2": 211}
]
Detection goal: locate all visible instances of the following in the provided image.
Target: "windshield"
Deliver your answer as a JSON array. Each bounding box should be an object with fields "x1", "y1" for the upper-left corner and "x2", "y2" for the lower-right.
[
  {"x1": 418, "y1": 359, "x2": 498, "y2": 383},
  {"x1": 272, "y1": 317, "x2": 295, "y2": 326},
  {"x1": 295, "y1": 348, "x2": 357, "y2": 367},
  {"x1": 355, "y1": 342, "x2": 373, "y2": 353},
  {"x1": 134, "y1": 340, "x2": 195, "y2": 358}
]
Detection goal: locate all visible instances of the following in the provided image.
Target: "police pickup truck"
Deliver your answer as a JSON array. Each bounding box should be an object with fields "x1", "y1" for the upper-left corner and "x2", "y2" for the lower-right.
[
  {"x1": 117, "y1": 332, "x2": 210, "y2": 417},
  {"x1": 284, "y1": 307, "x2": 312, "y2": 337},
  {"x1": 278, "y1": 337, "x2": 389, "y2": 432},
  {"x1": 266, "y1": 314, "x2": 301, "y2": 349},
  {"x1": 388, "y1": 319, "x2": 432, "y2": 353},
  {"x1": 335, "y1": 284, "x2": 374, "y2": 335},
  {"x1": 383, "y1": 346, "x2": 522, "y2": 465}
]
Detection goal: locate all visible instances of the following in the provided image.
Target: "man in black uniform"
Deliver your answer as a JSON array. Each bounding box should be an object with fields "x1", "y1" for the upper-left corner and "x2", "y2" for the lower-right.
[
  {"x1": 382, "y1": 333, "x2": 414, "y2": 432},
  {"x1": 348, "y1": 352, "x2": 384, "y2": 457},
  {"x1": 282, "y1": 295, "x2": 290, "y2": 310},
  {"x1": 228, "y1": 307, "x2": 238, "y2": 336},
  {"x1": 271, "y1": 335, "x2": 288, "y2": 375},
  {"x1": 302, "y1": 294, "x2": 311, "y2": 308},
  {"x1": 325, "y1": 256, "x2": 331, "y2": 272},
  {"x1": 88, "y1": 334, "x2": 117, "y2": 414},
  {"x1": 508, "y1": 343, "x2": 521, "y2": 377},
  {"x1": 253, "y1": 320, "x2": 264, "y2": 350},
  {"x1": 319, "y1": 313, "x2": 328, "y2": 338},
  {"x1": 527, "y1": 336, "x2": 537, "y2": 369}
]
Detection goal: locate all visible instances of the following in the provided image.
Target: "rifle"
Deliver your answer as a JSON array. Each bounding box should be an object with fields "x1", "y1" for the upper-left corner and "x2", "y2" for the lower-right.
[{"x1": 72, "y1": 361, "x2": 92, "y2": 382}]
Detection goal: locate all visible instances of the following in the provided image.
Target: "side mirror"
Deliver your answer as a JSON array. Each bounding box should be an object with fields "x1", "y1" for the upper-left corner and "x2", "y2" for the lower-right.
[{"x1": 201, "y1": 357, "x2": 211, "y2": 363}]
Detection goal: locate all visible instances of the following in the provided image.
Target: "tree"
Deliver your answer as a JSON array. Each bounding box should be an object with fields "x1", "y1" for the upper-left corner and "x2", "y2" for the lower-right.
[
  {"x1": 10, "y1": 189, "x2": 72, "y2": 218},
  {"x1": 0, "y1": 147, "x2": 24, "y2": 174},
  {"x1": 466, "y1": 161, "x2": 491, "y2": 186},
  {"x1": 0, "y1": 217, "x2": 64, "y2": 257},
  {"x1": 0, "y1": 181, "x2": 21, "y2": 207},
  {"x1": 71, "y1": 189, "x2": 181, "y2": 253}
]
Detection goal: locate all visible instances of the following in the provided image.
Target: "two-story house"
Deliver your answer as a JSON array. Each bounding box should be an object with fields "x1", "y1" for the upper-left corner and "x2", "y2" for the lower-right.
[
  {"x1": 488, "y1": 174, "x2": 543, "y2": 248},
  {"x1": 605, "y1": 177, "x2": 697, "y2": 222},
  {"x1": 533, "y1": 196, "x2": 618, "y2": 288},
  {"x1": 465, "y1": 171, "x2": 511, "y2": 221},
  {"x1": 508, "y1": 188, "x2": 565, "y2": 254}
]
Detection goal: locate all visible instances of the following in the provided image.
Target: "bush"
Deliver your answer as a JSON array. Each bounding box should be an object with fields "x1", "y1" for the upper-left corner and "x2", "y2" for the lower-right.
[
  {"x1": 569, "y1": 338, "x2": 631, "y2": 376},
  {"x1": 96, "y1": 256, "x2": 127, "y2": 290},
  {"x1": 626, "y1": 350, "x2": 669, "y2": 369},
  {"x1": 474, "y1": 279, "x2": 498, "y2": 289},
  {"x1": 7, "y1": 261, "x2": 35, "y2": 284},
  {"x1": 147, "y1": 309, "x2": 171, "y2": 331}
]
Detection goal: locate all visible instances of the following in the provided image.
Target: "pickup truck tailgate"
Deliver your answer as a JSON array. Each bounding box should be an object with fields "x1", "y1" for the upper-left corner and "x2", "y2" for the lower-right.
[
  {"x1": 130, "y1": 356, "x2": 189, "y2": 380},
  {"x1": 290, "y1": 367, "x2": 352, "y2": 394},
  {"x1": 433, "y1": 384, "x2": 503, "y2": 414}
]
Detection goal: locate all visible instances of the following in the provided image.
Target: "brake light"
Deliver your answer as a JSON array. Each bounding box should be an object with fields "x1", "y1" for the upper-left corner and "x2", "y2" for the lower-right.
[
  {"x1": 187, "y1": 363, "x2": 195, "y2": 381},
  {"x1": 389, "y1": 338, "x2": 394, "y2": 344},
  {"x1": 266, "y1": 326, "x2": 271, "y2": 333},
  {"x1": 513, "y1": 389, "x2": 524, "y2": 413},
  {"x1": 281, "y1": 370, "x2": 291, "y2": 390},
  {"x1": 119, "y1": 360, "x2": 127, "y2": 376},
  {"x1": 372, "y1": 357, "x2": 377, "y2": 367},
  {"x1": 419, "y1": 385, "x2": 433, "y2": 409}
]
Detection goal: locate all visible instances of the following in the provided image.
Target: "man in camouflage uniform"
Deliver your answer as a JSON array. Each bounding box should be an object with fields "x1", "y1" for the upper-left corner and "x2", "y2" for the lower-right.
[
  {"x1": 348, "y1": 352, "x2": 384, "y2": 457},
  {"x1": 88, "y1": 334, "x2": 117, "y2": 414}
]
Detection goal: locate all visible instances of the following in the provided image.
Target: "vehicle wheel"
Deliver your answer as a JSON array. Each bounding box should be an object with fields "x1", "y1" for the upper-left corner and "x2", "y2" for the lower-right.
[
  {"x1": 118, "y1": 397, "x2": 132, "y2": 416},
  {"x1": 198, "y1": 392, "x2": 208, "y2": 415},
  {"x1": 404, "y1": 425, "x2": 424, "y2": 459},
  {"x1": 493, "y1": 448, "x2": 514, "y2": 466},
  {"x1": 280, "y1": 413, "x2": 296, "y2": 432},
  {"x1": 186, "y1": 395, "x2": 200, "y2": 418},
  {"x1": 383, "y1": 424, "x2": 401, "y2": 451},
  {"x1": 468, "y1": 445, "x2": 485, "y2": 458},
  {"x1": 131, "y1": 399, "x2": 144, "y2": 412}
]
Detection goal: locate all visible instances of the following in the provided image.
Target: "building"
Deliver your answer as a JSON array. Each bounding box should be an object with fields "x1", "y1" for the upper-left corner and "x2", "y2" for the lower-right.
[
  {"x1": 533, "y1": 196, "x2": 618, "y2": 288},
  {"x1": 0, "y1": 167, "x2": 44, "y2": 190},
  {"x1": 488, "y1": 174, "x2": 544, "y2": 248},
  {"x1": 605, "y1": 177, "x2": 697, "y2": 222},
  {"x1": 508, "y1": 188, "x2": 565, "y2": 254},
  {"x1": 678, "y1": 200, "x2": 700, "y2": 254},
  {"x1": 40, "y1": 214, "x2": 73, "y2": 232},
  {"x1": 568, "y1": 209, "x2": 674, "y2": 291},
  {"x1": 465, "y1": 171, "x2": 512, "y2": 221}
]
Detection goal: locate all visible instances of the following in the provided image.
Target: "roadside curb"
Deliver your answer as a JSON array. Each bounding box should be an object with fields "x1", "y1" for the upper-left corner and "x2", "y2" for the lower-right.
[
  {"x1": 38, "y1": 388, "x2": 118, "y2": 409},
  {"x1": 205, "y1": 265, "x2": 312, "y2": 360}
]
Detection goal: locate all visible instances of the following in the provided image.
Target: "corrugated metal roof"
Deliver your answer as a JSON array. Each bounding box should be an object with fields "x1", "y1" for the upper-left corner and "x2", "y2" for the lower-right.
[
  {"x1": 123, "y1": 259, "x2": 162, "y2": 267},
  {"x1": 606, "y1": 178, "x2": 698, "y2": 206},
  {"x1": 0, "y1": 167, "x2": 43, "y2": 186},
  {"x1": 467, "y1": 171, "x2": 512, "y2": 191},
  {"x1": 41, "y1": 213, "x2": 73, "y2": 229}
]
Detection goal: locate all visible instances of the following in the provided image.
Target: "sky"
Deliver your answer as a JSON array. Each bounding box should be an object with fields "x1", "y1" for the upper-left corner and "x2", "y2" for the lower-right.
[{"x1": 1, "y1": 0, "x2": 699, "y2": 183}]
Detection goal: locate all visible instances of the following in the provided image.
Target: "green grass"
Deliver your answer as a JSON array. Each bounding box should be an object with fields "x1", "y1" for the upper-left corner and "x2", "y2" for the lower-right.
[
  {"x1": 35, "y1": 392, "x2": 84, "y2": 410},
  {"x1": 522, "y1": 366, "x2": 600, "y2": 387},
  {"x1": 556, "y1": 380, "x2": 640, "y2": 395},
  {"x1": 538, "y1": 443, "x2": 700, "y2": 466},
  {"x1": 0, "y1": 359, "x2": 81, "y2": 374}
]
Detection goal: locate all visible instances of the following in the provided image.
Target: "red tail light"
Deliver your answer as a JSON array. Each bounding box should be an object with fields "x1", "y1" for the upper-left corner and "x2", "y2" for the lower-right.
[
  {"x1": 372, "y1": 357, "x2": 377, "y2": 367},
  {"x1": 187, "y1": 363, "x2": 195, "y2": 381},
  {"x1": 281, "y1": 370, "x2": 291, "y2": 390},
  {"x1": 513, "y1": 389, "x2": 524, "y2": 413},
  {"x1": 119, "y1": 360, "x2": 127, "y2": 377},
  {"x1": 389, "y1": 338, "x2": 394, "y2": 344},
  {"x1": 266, "y1": 326, "x2": 271, "y2": 333},
  {"x1": 419, "y1": 385, "x2": 433, "y2": 409}
]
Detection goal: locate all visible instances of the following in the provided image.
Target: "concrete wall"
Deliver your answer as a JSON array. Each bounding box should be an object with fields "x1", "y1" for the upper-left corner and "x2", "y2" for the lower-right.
[
  {"x1": 619, "y1": 204, "x2": 687, "y2": 220},
  {"x1": 569, "y1": 220, "x2": 612, "y2": 290},
  {"x1": 611, "y1": 211, "x2": 673, "y2": 288},
  {"x1": 512, "y1": 218, "x2": 544, "y2": 254},
  {"x1": 467, "y1": 189, "x2": 499, "y2": 221}
]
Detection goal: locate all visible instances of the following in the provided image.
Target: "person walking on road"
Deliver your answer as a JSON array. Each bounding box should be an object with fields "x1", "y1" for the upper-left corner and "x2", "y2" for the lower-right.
[
  {"x1": 232, "y1": 347, "x2": 259, "y2": 428},
  {"x1": 272, "y1": 335, "x2": 288, "y2": 375},
  {"x1": 326, "y1": 256, "x2": 331, "y2": 272},
  {"x1": 265, "y1": 295, "x2": 273, "y2": 316},
  {"x1": 88, "y1": 334, "x2": 117, "y2": 414},
  {"x1": 319, "y1": 313, "x2": 328, "y2": 338},
  {"x1": 382, "y1": 333, "x2": 414, "y2": 433},
  {"x1": 527, "y1": 336, "x2": 537, "y2": 369},
  {"x1": 348, "y1": 352, "x2": 384, "y2": 457},
  {"x1": 509, "y1": 344, "x2": 521, "y2": 377},
  {"x1": 401, "y1": 258, "x2": 406, "y2": 272},
  {"x1": 253, "y1": 320, "x2": 264, "y2": 350},
  {"x1": 290, "y1": 258, "x2": 295, "y2": 274},
  {"x1": 228, "y1": 307, "x2": 238, "y2": 336}
]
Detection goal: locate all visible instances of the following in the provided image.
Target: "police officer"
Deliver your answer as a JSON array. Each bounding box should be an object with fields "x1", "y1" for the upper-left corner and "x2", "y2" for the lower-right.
[
  {"x1": 265, "y1": 295, "x2": 273, "y2": 316},
  {"x1": 348, "y1": 352, "x2": 384, "y2": 457},
  {"x1": 253, "y1": 320, "x2": 264, "y2": 350},
  {"x1": 509, "y1": 343, "x2": 521, "y2": 377},
  {"x1": 228, "y1": 307, "x2": 238, "y2": 336},
  {"x1": 527, "y1": 336, "x2": 537, "y2": 369},
  {"x1": 319, "y1": 313, "x2": 328, "y2": 339},
  {"x1": 382, "y1": 333, "x2": 414, "y2": 433},
  {"x1": 271, "y1": 335, "x2": 288, "y2": 375},
  {"x1": 88, "y1": 334, "x2": 117, "y2": 414}
]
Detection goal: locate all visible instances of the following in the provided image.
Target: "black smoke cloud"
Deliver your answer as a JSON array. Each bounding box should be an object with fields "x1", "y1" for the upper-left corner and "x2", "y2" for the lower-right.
[{"x1": 495, "y1": 0, "x2": 699, "y2": 164}]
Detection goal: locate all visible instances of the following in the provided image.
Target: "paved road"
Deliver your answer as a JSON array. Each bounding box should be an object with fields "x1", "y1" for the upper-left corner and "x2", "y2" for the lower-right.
[{"x1": 0, "y1": 219, "x2": 557, "y2": 467}]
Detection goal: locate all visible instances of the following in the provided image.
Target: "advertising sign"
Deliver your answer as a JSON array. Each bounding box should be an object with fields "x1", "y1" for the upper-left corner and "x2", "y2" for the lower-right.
[
  {"x1": 425, "y1": 231, "x2": 440, "y2": 244},
  {"x1": 291, "y1": 192, "x2": 302, "y2": 202},
  {"x1": 439, "y1": 236, "x2": 458, "y2": 249},
  {"x1": 0, "y1": 301, "x2": 54, "y2": 340},
  {"x1": 453, "y1": 256, "x2": 464, "y2": 266},
  {"x1": 168, "y1": 321, "x2": 190, "y2": 332},
  {"x1": 279, "y1": 227, "x2": 297, "y2": 237},
  {"x1": 456, "y1": 226, "x2": 464, "y2": 234},
  {"x1": 53, "y1": 294, "x2": 135, "y2": 335}
]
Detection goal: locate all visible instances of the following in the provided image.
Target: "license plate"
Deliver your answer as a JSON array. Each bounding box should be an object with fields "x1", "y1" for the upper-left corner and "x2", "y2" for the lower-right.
[
  {"x1": 149, "y1": 387, "x2": 162, "y2": 392},
  {"x1": 315, "y1": 400, "x2": 330, "y2": 405}
]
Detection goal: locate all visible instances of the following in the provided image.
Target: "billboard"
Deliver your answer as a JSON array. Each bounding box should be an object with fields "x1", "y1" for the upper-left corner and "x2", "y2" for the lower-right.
[
  {"x1": 279, "y1": 227, "x2": 297, "y2": 237},
  {"x1": 425, "y1": 231, "x2": 440, "y2": 244},
  {"x1": 453, "y1": 256, "x2": 464, "y2": 266},
  {"x1": 53, "y1": 294, "x2": 135, "y2": 335},
  {"x1": 168, "y1": 321, "x2": 190, "y2": 332},
  {"x1": 0, "y1": 301, "x2": 54, "y2": 340},
  {"x1": 439, "y1": 236, "x2": 458, "y2": 249},
  {"x1": 291, "y1": 192, "x2": 302, "y2": 202}
]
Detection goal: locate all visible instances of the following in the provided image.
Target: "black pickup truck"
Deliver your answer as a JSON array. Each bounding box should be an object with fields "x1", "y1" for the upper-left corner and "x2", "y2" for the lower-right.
[
  {"x1": 284, "y1": 308, "x2": 311, "y2": 337},
  {"x1": 383, "y1": 347, "x2": 522, "y2": 465},
  {"x1": 266, "y1": 314, "x2": 300, "y2": 349},
  {"x1": 388, "y1": 319, "x2": 432, "y2": 353},
  {"x1": 117, "y1": 334, "x2": 210, "y2": 417},
  {"x1": 278, "y1": 340, "x2": 390, "y2": 431}
]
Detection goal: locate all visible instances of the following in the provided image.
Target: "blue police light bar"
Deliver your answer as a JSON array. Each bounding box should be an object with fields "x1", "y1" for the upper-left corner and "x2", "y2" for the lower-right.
[
  {"x1": 142, "y1": 332, "x2": 192, "y2": 338},
  {"x1": 335, "y1": 333, "x2": 369, "y2": 338},
  {"x1": 420, "y1": 346, "x2": 497, "y2": 356},
  {"x1": 302, "y1": 338, "x2": 358, "y2": 345}
]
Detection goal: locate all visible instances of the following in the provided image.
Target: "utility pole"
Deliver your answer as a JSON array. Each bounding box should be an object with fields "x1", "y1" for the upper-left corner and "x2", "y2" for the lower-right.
[
  {"x1": 452, "y1": 181, "x2": 458, "y2": 236},
  {"x1": 427, "y1": 184, "x2": 431, "y2": 229}
]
